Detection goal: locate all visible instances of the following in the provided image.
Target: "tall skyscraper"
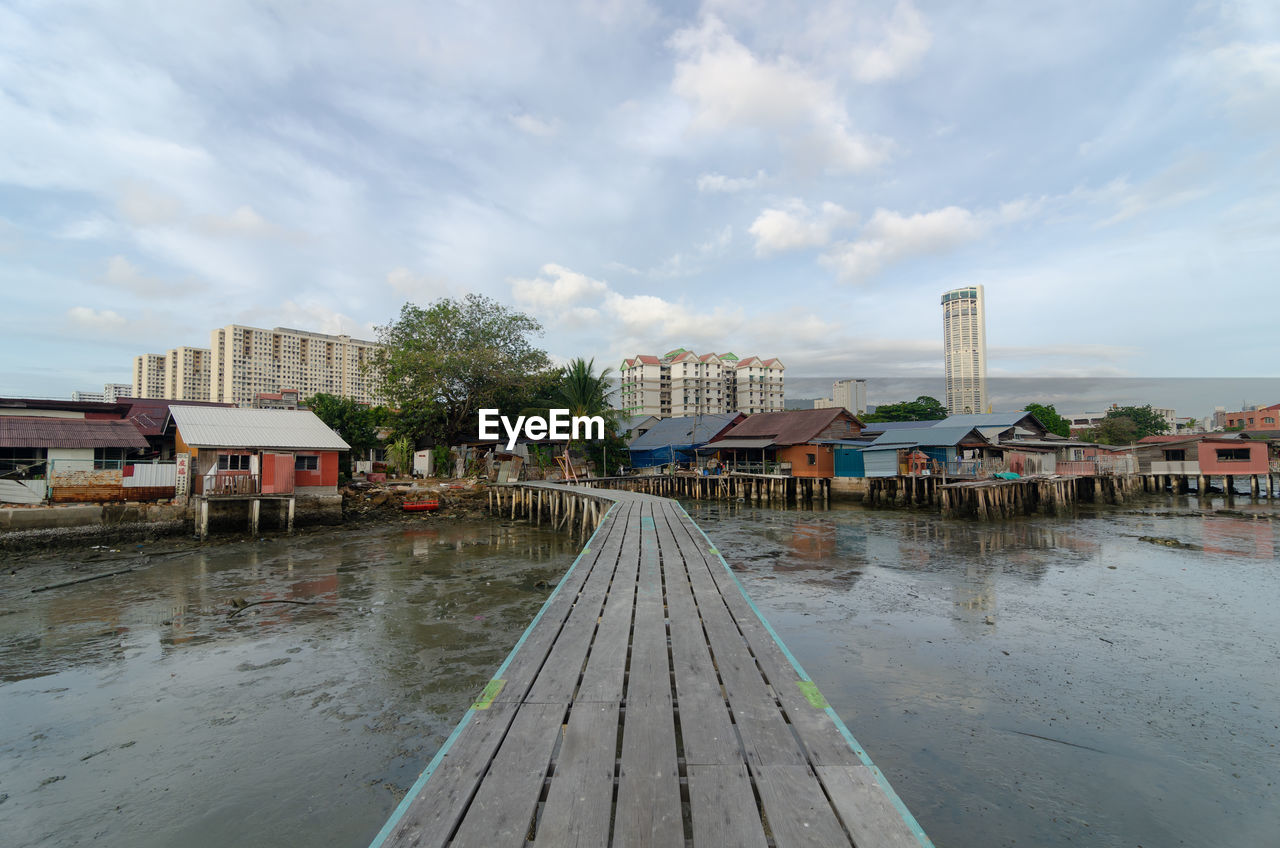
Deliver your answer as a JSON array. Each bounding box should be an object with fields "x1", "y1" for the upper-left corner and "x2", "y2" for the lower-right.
[{"x1": 941, "y1": 285, "x2": 987, "y2": 414}]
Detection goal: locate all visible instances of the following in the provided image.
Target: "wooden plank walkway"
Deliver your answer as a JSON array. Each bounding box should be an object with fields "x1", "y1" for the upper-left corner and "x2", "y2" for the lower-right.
[{"x1": 371, "y1": 485, "x2": 932, "y2": 848}]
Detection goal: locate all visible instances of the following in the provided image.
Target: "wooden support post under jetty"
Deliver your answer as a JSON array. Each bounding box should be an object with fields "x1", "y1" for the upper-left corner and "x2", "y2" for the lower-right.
[{"x1": 376, "y1": 482, "x2": 933, "y2": 848}]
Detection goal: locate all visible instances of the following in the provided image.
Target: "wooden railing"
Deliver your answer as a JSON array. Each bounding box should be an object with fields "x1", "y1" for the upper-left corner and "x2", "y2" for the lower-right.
[{"x1": 199, "y1": 474, "x2": 261, "y2": 496}]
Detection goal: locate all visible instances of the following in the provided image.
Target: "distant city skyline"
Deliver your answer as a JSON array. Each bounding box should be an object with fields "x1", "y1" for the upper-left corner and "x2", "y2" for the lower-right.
[{"x1": 2, "y1": 3, "x2": 1278, "y2": 398}]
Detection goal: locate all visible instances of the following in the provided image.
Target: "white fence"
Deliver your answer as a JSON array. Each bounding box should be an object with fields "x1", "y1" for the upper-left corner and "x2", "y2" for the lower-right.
[{"x1": 124, "y1": 461, "x2": 177, "y2": 488}]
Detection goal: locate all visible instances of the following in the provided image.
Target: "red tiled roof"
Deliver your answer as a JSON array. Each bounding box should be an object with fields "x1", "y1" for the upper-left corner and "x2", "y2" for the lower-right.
[
  {"x1": 636, "y1": 355, "x2": 661, "y2": 365},
  {"x1": 1137, "y1": 435, "x2": 1197, "y2": 444},
  {"x1": 712, "y1": 408, "x2": 861, "y2": 446},
  {"x1": 0, "y1": 416, "x2": 148, "y2": 449}
]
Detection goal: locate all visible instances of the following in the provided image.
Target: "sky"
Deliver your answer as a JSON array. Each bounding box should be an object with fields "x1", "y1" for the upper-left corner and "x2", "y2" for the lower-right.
[{"x1": 1, "y1": 0, "x2": 1277, "y2": 414}]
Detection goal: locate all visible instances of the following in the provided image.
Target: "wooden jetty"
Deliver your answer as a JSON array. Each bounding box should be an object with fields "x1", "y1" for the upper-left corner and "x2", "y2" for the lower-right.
[
  {"x1": 546, "y1": 472, "x2": 833, "y2": 507},
  {"x1": 372, "y1": 483, "x2": 931, "y2": 848}
]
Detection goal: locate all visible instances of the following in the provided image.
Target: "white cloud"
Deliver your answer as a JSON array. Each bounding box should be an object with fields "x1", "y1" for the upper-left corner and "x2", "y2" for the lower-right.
[
  {"x1": 387, "y1": 267, "x2": 451, "y2": 301},
  {"x1": 509, "y1": 112, "x2": 560, "y2": 137},
  {"x1": 200, "y1": 205, "x2": 283, "y2": 238},
  {"x1": 510, "y1": 263, "x2": 610, "y2": 310},
  {"x1": 274, "y1": 300, "x2": 376, "y2": 338},
  {"x1": 117, "y1": 182, "x2": 185, "y2": 226},
  {"x1": 749, "y1": 199, "x2": 856, "y2": 255},
  {"x1": 697, "y1": 169, "x2": 767, "y2": 193},
  {"x1": 669, "y1": 15, "x2": 889, "y2": 172},
  {"x1": 67, "y1": 306, "x2": 127, "y2": 330},
  {"x1": 844, "y1": 1, "x2": 932, "y2": 82},
  {"x1": 102, "y1": 254, "x2": 175, "y2": 296},
  {"x1": 822, "y1": 206, "x2": 987, "y2": 282}
]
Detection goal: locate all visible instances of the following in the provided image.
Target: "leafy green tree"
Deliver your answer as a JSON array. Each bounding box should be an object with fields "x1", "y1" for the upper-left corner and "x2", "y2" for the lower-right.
[
  {"x1": 305, "y1": 392, "x2": 384, "y2": 473},
  {"x1": 372, "y1": 295, "x2": 551, "y2": 445},
  {"x1": 1105, "y1": 405, "x2": 1170, "y2": 440},
  {"x1": 1089, "y1": 416, "x2": 1139, "y2": 445},
  {"x1": 862, "y1": 395, "x2": 948, "y2": 423},
  {"x1": 1025, "y1": 403, "x2": 1071, "y2": 437}
]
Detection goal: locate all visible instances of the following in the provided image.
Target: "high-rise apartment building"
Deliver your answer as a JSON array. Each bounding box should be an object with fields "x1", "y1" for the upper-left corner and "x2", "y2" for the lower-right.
[
  {"x1": 941, "y1": 285, "x2": 987, "y2": 415},
  {"x1": 132, "y1": 354, "x2": 167, "y2": 399},
  {"x1": 814, "y1": 378, "x2": 868, "y2": 415},
  {"x1": 70, "y1": 383, "x2": 134, "y2": 403},
  {"x1": 209, "y1": 325, "x2": 379, "y2": 407},
  {"x1": 164, "y1": 347, "x2": 212, "y2": 401},
  {"x1": 619, "y1": 349, "x2": 784, "y2": 418}
]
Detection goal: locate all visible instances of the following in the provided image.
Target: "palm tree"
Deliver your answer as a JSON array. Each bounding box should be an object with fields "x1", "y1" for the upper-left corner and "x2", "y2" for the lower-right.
[{"x1": 552, "y1": 357, "x2": 616, "y2": 427}]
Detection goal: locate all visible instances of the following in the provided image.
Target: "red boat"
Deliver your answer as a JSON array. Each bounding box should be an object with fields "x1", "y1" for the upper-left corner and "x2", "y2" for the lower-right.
[{"x1": 402, "y1": 500, "x2": 440, "y2": 513}]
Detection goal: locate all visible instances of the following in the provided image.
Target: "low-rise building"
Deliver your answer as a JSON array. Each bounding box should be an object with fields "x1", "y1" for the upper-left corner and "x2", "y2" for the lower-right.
[
  {"x1": 709, "y1": 408, "x2": 861, "y2": 477},
  {"x1": 1223, "y1": 403, "x2": 1280, "y2": 432}
]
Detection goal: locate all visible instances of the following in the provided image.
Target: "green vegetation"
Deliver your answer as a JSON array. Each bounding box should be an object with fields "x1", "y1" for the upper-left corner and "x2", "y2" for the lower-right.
[
  {"x1": 372, "y1": 294, "x2": 552, "y2": 445},
  {"x1": 1024, "y1": 403, "x2": 1071, "y2": 437},
  {"x1": 862, "y1": 395, "x2": 948, "y2": 423},
  {"x1": 1084, "y1": 405, "x2": 1172, "y2": 445},
  {"x1": 305, "y1": 392, "x2": 388, "y2": 474}
]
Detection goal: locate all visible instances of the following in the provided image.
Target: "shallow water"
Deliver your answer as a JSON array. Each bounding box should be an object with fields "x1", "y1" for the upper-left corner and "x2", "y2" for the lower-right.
[
  {"x1": 2, "y1": 497, "x2": 1277, "y2": 848},
  {"x1": 0, "y1": 521, "x2": 577, "y2": 848},
  {"x1": 685, "y1": 494, "x2": 1280, "y2": 848}
]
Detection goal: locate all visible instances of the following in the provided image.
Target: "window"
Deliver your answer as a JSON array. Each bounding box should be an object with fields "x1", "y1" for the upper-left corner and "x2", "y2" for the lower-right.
[
  {"x1": 806, "y1": 453, "x2": 817, "y2": 466},
  {"x1": 0, "y1": 447, "x2": 46, "y2": 478},
  {"x1": 1216, "y1": 448, "x2": 1250, "y2": 462},
  {"x1": 1163, "y1": 449, "x2": 1186, "y2": 462},
  {"x1": 218, "y1": 454, "x2": 251, "y2": 471},
  {"x1": 94, "y1": 447, "x2": 127, "y2": 469},
  {"x1": 295, "y1": 455, "x2": 319, "y2": 471}
]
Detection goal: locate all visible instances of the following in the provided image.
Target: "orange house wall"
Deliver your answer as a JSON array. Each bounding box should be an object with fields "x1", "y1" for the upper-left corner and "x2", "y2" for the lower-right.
[
  {"x1": 294, "y1": 452, "x2": 340, "y2": 488},
  {"x1": 1198, "y1": 440, "x2": 1269, "y2": 475},
  {"x1": 777, "y1": 444, "x2": 835, "y2": 478}
]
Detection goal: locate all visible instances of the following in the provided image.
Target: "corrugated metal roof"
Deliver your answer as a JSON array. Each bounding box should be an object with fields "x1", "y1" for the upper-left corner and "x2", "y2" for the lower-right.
[
  {"x1": 628, "y1": 413, "x2": 743, "y2": 450},
  {"x1": 169, "y1": 406, "x2": 350, "y2": 450},
  {"x1": 860, "y1": 419, "x2": 944, "y2": 432},
  {"x1": 0, "y1": 416, "x2": 148, "y2": 449},
  {"x1": 712, "y1": 408, "x2": 860, "y2": 446},
  {"x1": 937, "y1": 412, "x2": 1045, "y2": 430},
  {"x1": 709, "y1": 438, "x2": 776, "y2": 450},
  {"x1": 871, "y1": 426, "x2": 989, "y2": 447}
]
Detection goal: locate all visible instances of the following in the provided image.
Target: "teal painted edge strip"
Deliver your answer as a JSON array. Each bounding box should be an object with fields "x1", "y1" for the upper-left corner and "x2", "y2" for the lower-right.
[
  {"x1": 368, "y1": 499, "x2": 618, "y2": 848},
  {"x1": 677, "y1": 503, "x2": 935, "y2": 848}
]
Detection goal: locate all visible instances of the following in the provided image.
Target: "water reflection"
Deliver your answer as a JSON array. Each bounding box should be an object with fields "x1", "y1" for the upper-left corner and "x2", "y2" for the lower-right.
[
  {"x1": 691, "y1": 496, "x2": 1280, "y2": 848},
  {"x1": 0, "y1": 520, "x2": 578, "y2": 848}
]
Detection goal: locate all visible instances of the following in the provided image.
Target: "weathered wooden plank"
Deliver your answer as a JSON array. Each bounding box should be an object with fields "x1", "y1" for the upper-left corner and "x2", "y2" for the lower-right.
[
  {"x1": 659, "y1": 508, "x2": 806, "y2": 769},
  {"x1": 687, "y1": 764, "x2": 769, "y2": 848},
  {"x1": 613, "y1": 502, "x2": 683, "y2": 848},
  {"x1": 652, "y1": 503, "x2": 744, "y2": 766},
  {"x1": 450, "y1": 702, "x2": 567, "y2": 848},
  {"x1": 673, "y1": 507, "x2": 865, "y2": 767},
  {"x1": 532, "y1": 702, "x2": 620, "y2": 847},
  {"x1": 754, "y1": 764, "x2": 854, "y2": 847},
  {"x1": 517, "y1": 502, "x2": 633, "y2": 705},
  {"x1": 814, "y1": 765, "x2": 924, "y2": 848},
  {"x1": 573, "y1": 502, "x2": 641, "y2": 703},
  {"x1": 376, "y1": 704, "x2": 520, "y2": 848}
]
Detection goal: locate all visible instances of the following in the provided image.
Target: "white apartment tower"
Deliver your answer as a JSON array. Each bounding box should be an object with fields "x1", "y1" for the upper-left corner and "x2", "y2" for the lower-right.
[
  {"x1": 209, "y1": 324, "x2": 379, "y2": 407},
  {"x1": 814, "y1": 379, "x2": 868, "y2": 415},
  {"x1": 132, "y1": 354, "x2": 167, "y2": 399},
  {"x1": 941, "y1": 285, "x2": 988, "y2": 415},
  {"x1": 619, "y1": 349, "x2": 784, "y2": 418},
  {"x1": 164, "y1": 347, "x2": 212, "y2": 401}
]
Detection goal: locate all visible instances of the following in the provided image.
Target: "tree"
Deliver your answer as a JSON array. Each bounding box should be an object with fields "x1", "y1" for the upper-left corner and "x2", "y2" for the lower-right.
[
  {"x1": 1105, "y1": 405, "x2": 1170, "y2": 439},
  {"x1": 1090, "y1": 416, "x2": 1139, "y2": 445},
  {"x1": 862, "y1": 395, "x2": 948, "y2": 423},
  {"x1": 372, "y1": 295, "x2": 551, "y2": 445},
  {"x1": 527, "y1": 357, "x2": 623, "y2": 475},
  {"x1": 305, "y1": 392, "x2": 384, "y2": 473},
  {"x1": 1025, "y1": 403, "x2": 1071, "y2": 438}
]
